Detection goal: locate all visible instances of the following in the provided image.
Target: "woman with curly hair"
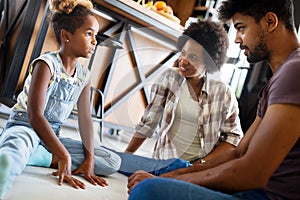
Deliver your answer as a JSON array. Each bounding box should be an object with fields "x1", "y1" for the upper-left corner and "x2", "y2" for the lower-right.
[
  {"x1": 0, "y1": 0, "x2": 121, "y2": 198},
  {"x1": 124, "y1": 19, "x2": 243, "y2": 168}
]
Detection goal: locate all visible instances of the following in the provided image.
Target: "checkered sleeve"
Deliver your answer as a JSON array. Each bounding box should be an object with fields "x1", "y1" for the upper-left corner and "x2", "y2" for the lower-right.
[
  {"x1": 220, "y1": 84, "x2": 243, "y2": 146},
  {"x1": 134, "y1": 68, "x2": 174, "y2": 138}
]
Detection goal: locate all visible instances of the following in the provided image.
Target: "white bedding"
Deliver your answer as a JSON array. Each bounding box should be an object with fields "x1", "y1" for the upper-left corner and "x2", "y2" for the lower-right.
[
  {"x1": 5, "y1": 166, "x2": 129, "y2": 200},
  {"x1": 0, "y1": 104, "x2": 154, "y2": 200}
]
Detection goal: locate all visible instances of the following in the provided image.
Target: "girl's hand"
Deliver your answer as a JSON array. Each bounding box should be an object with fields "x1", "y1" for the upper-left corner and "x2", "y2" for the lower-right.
[
  {"x1": 72, "y1": 159, "x2": 108, "y2": 187},
  {"x1": 52, "y1": 156, "x2": 86, "y2": 189}
]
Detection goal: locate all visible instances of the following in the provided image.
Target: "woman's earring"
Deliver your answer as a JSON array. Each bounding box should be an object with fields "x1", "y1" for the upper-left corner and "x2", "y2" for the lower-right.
[{"x1": 66, "y1": 39, "x2": 70, "y2": 43}]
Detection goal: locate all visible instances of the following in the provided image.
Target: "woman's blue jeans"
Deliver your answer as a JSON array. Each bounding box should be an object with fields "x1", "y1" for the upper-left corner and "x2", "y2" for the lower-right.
[
  {"x1": 129, "y1": 178, "x2": 269, "y2": 200},
  {"x1": 104, "y1": 148, "x2": 191, "y2": 177}
]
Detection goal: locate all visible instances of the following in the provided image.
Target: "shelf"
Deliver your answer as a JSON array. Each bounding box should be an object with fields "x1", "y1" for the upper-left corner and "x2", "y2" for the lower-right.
[{"x1": 93, "y1": 0, "x2": 184, "y2": 35}]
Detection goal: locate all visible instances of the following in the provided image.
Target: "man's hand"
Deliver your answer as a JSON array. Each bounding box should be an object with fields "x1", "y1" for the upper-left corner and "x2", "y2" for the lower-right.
[
  {"x1": 127, "y1": 170, "x2": 155, "y2": 194},
  {"x1": 72, "y1": 159, "x2": 108, "y2": 187},
  {"x1": 159, "y1": 169, "x2": 182, "y2": 178}
]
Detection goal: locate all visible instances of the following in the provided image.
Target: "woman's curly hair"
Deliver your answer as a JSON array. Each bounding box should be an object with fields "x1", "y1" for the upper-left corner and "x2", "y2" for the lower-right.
[
  {"x1": 177, "y1": 20, "x2": 229, "y2": 73},
  {"x1": 49, "y1": 0, "x2": 95, "y2": 44}
]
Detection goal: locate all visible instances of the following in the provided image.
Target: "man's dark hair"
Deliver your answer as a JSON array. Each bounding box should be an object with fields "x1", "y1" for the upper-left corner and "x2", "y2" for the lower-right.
[
  {"x1": 218, "y1": 0, "x2": 295, "y2": 31},
  {"x1": 177, "y1": 20, "x2": 229, "y2": 72}
]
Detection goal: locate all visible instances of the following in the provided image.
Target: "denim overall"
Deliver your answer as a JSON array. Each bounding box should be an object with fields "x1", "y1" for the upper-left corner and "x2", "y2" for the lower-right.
[{"x1": 0, "y1": 52, "x2": 120, "y2": 194}]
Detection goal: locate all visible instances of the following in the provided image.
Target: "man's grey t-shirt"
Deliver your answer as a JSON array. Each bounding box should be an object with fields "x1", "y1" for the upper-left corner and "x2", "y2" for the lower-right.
[{"x1": 257, "y1": 48, "x2": 300, "y2": 200}]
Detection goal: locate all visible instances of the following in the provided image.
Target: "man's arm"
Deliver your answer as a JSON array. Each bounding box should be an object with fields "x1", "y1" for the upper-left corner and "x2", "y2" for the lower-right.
[
  {"x1": 127, "y1": 114, "x2": 261, "y2": 192},
  {"x1": 174, "y1": 104, "x2": 300, "y2": 192},
  {"x1": 128, "y1": 116, "x2": 260, "y2": 194},
  {"x1": 194, "y1": 142, "x2": 235, "y2": 164},
  {"x1": 160, "y1": 114, "x2": 261, "y2": 178}
]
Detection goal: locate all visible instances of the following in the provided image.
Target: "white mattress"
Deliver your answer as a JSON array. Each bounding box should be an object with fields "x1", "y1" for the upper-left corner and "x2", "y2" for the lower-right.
[{"x1": 5, "y1": 166, "x2": 129, "y2": 200}]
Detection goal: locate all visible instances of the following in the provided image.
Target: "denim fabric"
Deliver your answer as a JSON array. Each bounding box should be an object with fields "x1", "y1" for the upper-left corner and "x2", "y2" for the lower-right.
[
  {"x1": 129, "y1": 178, "x2": 269, "y2": 200},
  {"x1": 60, "y1": 138, "x2": 120, "y2": 176},
  {"x1": 105, "y1": 148, "x2": 191, "y2": 177},
  {"x1": 0, "y1": 125, "x2": 40, "y2": 193}
]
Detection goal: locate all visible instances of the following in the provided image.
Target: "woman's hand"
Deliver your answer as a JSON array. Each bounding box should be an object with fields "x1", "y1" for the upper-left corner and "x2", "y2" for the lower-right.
[
  {"x1": 127, "y1": 170, "x2": 155, "y2": 194},
  {"x1": 72, "y1": 159, "x2": 108, "y2": 187}
]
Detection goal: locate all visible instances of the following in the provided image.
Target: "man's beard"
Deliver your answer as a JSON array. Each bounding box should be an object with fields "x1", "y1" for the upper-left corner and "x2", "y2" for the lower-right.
[{"x1": 246, "y1": 31, "x2": 269, "y2": 63}]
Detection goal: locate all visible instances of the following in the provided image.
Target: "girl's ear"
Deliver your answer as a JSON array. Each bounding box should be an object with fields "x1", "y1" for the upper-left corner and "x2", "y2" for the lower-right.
[
  {"x1": 264, "y1": 12, "x2": 278, "y2": 32},
  {"x1": 60, "y1": 29, "x2": 71, "y2": 43}
]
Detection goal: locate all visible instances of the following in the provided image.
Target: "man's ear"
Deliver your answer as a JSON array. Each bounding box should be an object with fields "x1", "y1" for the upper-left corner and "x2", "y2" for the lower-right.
[{"x1": 264, "y1": 12, "x2": 278, "y2": 32}]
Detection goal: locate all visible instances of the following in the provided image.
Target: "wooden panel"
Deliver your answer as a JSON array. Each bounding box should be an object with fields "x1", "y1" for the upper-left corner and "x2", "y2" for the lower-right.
[
  {"x1": 99, "y1": 23, "x2": 178, "y2": 128},
  {"x1": 9, "y1": 1, "x2": 48, "y2": 94},
  {"x1": 105, "y1": 89, "x2": 147, "y2": 128},
  {"x1": 131, "y1": 27, "x2": 177, "y2": 76},
  {"x1": 90, "y1": 46, "x2": 114, "y2": 89},
  {"x1": 104, "y1": 42, "x2": 139, "y2": 106}
]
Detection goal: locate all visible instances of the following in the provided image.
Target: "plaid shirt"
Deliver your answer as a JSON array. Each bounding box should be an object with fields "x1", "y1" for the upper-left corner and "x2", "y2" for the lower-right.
[{"x1": 134, "y1": 67, "x2": 243, "y2": 160}]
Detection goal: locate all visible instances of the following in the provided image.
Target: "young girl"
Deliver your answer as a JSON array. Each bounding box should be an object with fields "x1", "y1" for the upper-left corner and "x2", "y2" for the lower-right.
[{"x1": 0, "y1": 0, "x2": 121, "y2": 198}]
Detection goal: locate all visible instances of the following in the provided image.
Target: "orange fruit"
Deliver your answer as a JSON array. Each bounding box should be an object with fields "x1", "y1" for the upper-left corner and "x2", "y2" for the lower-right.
[{"x1": 154, "y1": 1, "x2": 167, "y2": 11}]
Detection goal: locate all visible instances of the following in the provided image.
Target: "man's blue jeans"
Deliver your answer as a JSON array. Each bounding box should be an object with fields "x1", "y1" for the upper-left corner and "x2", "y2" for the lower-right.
[{"x1": 129, "y1": 178, "x2": 269, "y2": 200}]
